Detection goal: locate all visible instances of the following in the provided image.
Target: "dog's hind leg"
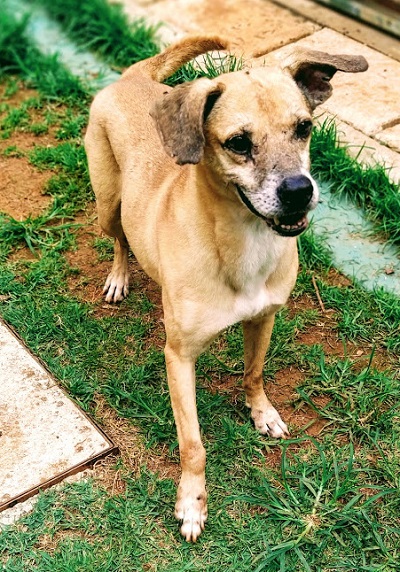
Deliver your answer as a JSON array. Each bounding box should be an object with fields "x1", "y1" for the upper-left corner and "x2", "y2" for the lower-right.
[
  {"x1": 242, "y1": 315, "x2": 289, "y2": 438},
  {"x1": 86, "y1": 124, "x2": 130, "y2": 303},
  {"x1": 102, "y1": 233, "x2": 130, "y2": 303}
]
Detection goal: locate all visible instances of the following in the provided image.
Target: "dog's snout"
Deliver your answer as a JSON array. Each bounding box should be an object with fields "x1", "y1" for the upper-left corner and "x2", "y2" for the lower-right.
[{"x1": 277, "y1": 175, "x2": 313, "y2": 211}]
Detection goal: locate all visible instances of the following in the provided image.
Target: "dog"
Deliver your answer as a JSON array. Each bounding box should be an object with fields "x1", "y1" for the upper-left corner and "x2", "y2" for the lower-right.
[{"x1": 85, "y1": 36, "x2": 367, "y2": 541}]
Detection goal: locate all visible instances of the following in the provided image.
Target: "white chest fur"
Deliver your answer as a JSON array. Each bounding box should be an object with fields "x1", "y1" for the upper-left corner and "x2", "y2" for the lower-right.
[{"x1": 178, "y1": 225, "x2": 294, "y2": 351}]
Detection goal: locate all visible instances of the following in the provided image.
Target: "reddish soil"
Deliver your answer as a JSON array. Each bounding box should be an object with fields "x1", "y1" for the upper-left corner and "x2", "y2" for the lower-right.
[
  {"x1": 0, "y1": 156, "x2": 51, "y2": 219},
  {"x1": 0, "y1": 82, "x2": 56, "y2": 218}
]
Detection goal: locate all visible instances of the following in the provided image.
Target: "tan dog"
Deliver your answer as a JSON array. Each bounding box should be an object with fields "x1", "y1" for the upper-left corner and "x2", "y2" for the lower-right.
[{"x1": 85, "y1": 36, "x2": 367, "y2": 541}]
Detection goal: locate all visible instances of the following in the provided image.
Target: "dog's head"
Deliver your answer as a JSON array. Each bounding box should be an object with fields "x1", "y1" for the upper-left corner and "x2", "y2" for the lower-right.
[{"x1": 150, "y1": 49, "x2": 368, "y2": 237}]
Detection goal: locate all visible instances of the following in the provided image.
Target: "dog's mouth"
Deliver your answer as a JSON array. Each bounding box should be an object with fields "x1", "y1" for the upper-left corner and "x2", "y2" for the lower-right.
[
  {"x1": 266, "y1": 213, "x2": 309, "y2": 237},
  {"x1": 235, "y1": 185, "x2": 309, "y2": 237}
]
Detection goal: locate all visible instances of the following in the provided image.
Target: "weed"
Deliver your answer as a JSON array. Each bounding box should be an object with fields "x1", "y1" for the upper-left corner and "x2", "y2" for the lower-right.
[
  {"x1": 234, "y1": 442, "x2": 398, "y2": 571},
  {"x1": 0, "y1": 209, "x2": 78, "y2": 253},
  {"x1": 297, "y1": 355, "x2": 400, "y2": 443},
  {"x1": 166, "y1": 52, "x2": 243, "y2": 86}
]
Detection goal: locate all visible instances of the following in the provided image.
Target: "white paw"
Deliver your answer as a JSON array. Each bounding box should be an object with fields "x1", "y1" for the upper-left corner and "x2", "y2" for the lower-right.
[
  {"x1": 103, "y1": 272, "x2": 129, "y2": 303},
  {"x1": 251, "y1": 406, "x2": 289, "y2": 438},
  {"x1": 175, "y1": 495, "x2": 207, "y2": 542}
]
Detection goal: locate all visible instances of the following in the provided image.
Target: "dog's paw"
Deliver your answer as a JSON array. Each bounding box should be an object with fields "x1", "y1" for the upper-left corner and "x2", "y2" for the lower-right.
[
  {"x1": 103, "y1": 271, "x2": 129, "y2": 303},
  {"x1": 175, "y1": 493, "x2": 207, "y2": 542},
  {"x1": 251, "y1": 406, "x2": 289, "y2": 438}
]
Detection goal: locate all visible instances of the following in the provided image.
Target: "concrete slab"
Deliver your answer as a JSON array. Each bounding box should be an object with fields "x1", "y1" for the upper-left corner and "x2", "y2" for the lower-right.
[
  {"x1": 272, "y1": 0, "x2": 400, "y2": 61},
  {"x1": 0, "y1": 320, "x2": 116, "y2": 512},
  {"x1": 119, "y1": 0, "x2": 320, "y2": 55},
  {"x1": 313, "y1": 183, "x2": 400, "y2": 295},
  {"x1": 290, "y1": 28, "x2": 400, "y2": 137},
  {"x1": 376, "y1": 124, "x2": 400, "y2": 154}
]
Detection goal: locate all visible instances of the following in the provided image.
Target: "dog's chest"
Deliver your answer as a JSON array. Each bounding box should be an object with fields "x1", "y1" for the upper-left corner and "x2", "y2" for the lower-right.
[
  {"x1": 223, "y1": 226, "x2": 287, "y2": 293},
  {"x1": 221, "y1": 229, "x2": 290, "y2": 321}
]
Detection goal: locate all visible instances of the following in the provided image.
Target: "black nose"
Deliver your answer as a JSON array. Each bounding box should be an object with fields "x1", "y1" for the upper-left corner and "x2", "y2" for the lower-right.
[{"x1": 277, "y1": 175, "x2": 313, "y2": 211}]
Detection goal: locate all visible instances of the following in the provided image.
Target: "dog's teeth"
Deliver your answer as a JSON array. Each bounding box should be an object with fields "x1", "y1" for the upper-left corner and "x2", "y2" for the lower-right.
[{"x1": 274, "y1": 216, "x2": 280, "y2": 225}]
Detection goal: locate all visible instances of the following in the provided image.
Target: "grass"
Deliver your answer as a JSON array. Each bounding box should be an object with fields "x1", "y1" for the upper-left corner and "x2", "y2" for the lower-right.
[
  {"x1": 0, "y1": 2, "x2": 400, "y2": 570},
  {"x1": 0, "y1": 2, "x2": 87, "y2": 102},
  {"x1": 35, "y1": 0, "x2": 159, "y2": 69}
]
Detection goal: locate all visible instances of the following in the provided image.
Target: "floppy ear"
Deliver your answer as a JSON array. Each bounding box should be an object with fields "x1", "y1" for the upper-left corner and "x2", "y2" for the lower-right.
[
  {"x1": 150, "y1": 79, "x2": 225, "y2": 165},
  {"x1": 284, "y1": 49, "x2": 368, "y2": 109}
]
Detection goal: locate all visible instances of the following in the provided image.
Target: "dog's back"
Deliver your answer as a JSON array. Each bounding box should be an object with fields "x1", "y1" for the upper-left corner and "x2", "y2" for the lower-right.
[{"x1": 85, "y1": 36, "x2": 230, "y2": 284}]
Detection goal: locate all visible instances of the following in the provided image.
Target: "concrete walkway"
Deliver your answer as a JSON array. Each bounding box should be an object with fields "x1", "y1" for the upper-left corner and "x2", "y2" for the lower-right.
[{"x1": 0, "y1": 320, "x2": 116, "y2": 525}]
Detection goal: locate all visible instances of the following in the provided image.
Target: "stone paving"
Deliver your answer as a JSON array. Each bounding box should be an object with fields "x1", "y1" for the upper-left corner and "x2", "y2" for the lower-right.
[
  {"x1": 0, "y1": 321, "x2": 116, "y2": 521},
  {"x1": 116, "y1": 0, "x2": 400, "y2": 182}
]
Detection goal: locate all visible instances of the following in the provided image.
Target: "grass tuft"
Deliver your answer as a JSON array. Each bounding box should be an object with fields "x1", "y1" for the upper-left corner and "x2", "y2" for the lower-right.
[
  {"x1": 35, "y1": 0, "x2": 159, "y2": 69},
  {"x1": 0, "y1": 210, "x2": 78, "y2": 253},
  {"x1": 165, "y1": 52, "x2": 243, "y2": 86},
  {"x1": 0, "y1": 2, "x2": 87, "y2": 102}
]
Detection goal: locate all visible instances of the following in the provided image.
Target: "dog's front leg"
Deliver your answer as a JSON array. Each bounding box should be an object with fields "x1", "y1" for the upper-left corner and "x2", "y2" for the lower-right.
[
  {"x1": 243, "y1": 315, "x2": 289, "y2": 438},
  {"x1": 164, "y1": 341, "x2": 207, "y2": 542}
]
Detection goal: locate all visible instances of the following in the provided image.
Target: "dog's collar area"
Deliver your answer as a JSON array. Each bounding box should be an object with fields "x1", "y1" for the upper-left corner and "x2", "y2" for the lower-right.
[{"x1": 235, "y1": 185, "x2": 309, "y2": 237}]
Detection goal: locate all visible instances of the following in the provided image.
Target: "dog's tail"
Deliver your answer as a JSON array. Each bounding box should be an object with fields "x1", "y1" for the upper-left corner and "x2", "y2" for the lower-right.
[{"x1": 127, "y1": 35, "x2": 231, "y2": 83}]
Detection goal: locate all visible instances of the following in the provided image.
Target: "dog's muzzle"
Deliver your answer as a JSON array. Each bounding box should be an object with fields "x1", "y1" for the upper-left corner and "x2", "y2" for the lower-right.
[{"x1": 236, "y1": 175, "x2": 314, "y2": 237}]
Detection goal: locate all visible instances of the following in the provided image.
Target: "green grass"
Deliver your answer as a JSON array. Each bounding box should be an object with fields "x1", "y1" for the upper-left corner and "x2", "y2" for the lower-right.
[
  {"x1": 0, "y1": 4, "x2": 400, "y2": 570},
  {"x1": 0, "y1": 2, "x2": 87, "y2": 102},
  {"x1": 35, "y1": 0, "x2": 159, "y2": 69},
  {"x1": 0, "y1": 224, "x2": 399, "y2": 569}
]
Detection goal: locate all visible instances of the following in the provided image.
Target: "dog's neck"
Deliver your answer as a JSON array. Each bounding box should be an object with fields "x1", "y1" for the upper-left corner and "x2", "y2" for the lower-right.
[{"x1": 191, "y1": 163, "x2": 294, "y2": 293}]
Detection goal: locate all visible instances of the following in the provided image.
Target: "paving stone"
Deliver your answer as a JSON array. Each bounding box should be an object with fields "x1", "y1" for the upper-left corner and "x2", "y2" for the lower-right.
[
  {"x1": 313, "y1": 184, "x2": 400, "y2": 296},
  {"x1": 273, "y1": 0, "x2": 400, "y2": 61},
  {"x1": 375, "y1": 123, "x2": 400, "y2": 154},
  {"x1": 289, "y1": 28, "x2": 400, "y2": 137},
  {"x1": 118, "y1": 0, "x2": 320, "y2": 55},
  {"x1": 0, "y1": 320, "x2": 114, "y2": 511}
]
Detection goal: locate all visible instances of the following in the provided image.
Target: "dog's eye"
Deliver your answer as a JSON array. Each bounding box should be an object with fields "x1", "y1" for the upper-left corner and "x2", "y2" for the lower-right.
[
  {"x1": 295, "y1": 120, "x2": 313, "y2": 140},
  {"x1": 224, "y1": 134, "x2": 252, "y2": 156}
]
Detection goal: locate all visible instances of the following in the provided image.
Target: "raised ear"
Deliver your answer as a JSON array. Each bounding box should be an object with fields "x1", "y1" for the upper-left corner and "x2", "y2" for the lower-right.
[
  {"x1": 284, "y1": 49, "x2": 368, "y2": 109},
  {"x1": 150, "y1": 78, "x2": 225, "y2": 165}
]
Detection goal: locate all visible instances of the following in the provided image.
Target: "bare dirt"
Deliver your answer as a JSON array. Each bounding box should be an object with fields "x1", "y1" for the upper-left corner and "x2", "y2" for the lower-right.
[
  {"x1": 0, "y1": 82, "x2": 55, "y2": 218},
  {"x1": 0, "y1": 156, "x2": 51, "y2": 219}
]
